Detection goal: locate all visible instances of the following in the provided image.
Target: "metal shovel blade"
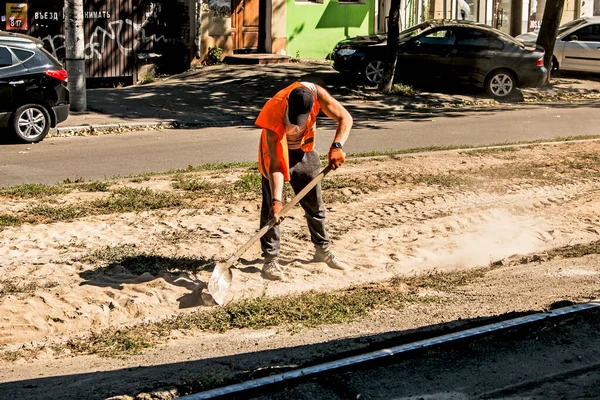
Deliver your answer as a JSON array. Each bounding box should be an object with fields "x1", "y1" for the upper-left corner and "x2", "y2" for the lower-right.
[
  {"x1": 207, "y1": 165, "x2": 332, "y2": 305},
  {"x1": 208, "y1": 260, "x2": 234, "y2": 306}
]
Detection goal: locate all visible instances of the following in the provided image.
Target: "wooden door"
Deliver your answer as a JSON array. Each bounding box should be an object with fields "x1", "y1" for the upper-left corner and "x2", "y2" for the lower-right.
[{"x1": 231, "y1": 0, "x2": 260, "y2": 51}]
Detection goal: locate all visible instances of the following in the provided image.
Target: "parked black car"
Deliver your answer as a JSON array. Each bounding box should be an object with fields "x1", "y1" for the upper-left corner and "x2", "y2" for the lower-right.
[
  {"x1": 329, "y1": 20, "x2": 548, "y2": 99},
  {"x1": 0, "y1": 31, "x2": 69, "y2": 143}
]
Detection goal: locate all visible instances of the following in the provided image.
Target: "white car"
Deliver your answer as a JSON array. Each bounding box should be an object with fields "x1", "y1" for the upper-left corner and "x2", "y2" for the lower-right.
[{"x1": 515, "y1": 17, "x2": 600, "y2": 73}]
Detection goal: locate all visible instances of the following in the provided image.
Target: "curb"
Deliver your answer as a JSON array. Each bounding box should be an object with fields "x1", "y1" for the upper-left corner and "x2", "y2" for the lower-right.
[
  {"x1": 48, "y1": 119, "x2": 252, "y2": 137},
  {"x1": 50, "y1": 121, "x2": 170, "y2": 137}
]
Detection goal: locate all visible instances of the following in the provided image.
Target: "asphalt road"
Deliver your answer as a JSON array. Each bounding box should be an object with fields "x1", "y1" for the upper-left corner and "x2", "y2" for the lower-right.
[{"x1": 1, "y1": 103, "x2": 599, "y2": 187}]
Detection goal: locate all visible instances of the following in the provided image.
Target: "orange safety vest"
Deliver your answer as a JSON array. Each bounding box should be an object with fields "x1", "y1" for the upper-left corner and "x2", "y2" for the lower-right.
[{"x1": 256, "y1": 82, "x2": 320, "y2": 181}]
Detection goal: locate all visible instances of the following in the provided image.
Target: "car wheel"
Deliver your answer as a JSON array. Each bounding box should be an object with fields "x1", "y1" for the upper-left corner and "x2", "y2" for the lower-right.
[
  {"x1": 11, "y1": 104, "x2": 51, "y2": 143},
  {"x1": 551, "y1": 56, "x2": 559, "y2": 73},
  {"x1": 485, "y1": 70, "x2": 516, "y2": 99},
  {"x1": 364, "y1": 60, "x2": 386, "y2": 85}
]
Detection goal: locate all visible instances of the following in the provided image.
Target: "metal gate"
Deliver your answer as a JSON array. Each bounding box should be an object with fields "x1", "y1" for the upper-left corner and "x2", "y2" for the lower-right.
[{"x1": 1, "y1": 0, "x2": 188, "y2": 80}]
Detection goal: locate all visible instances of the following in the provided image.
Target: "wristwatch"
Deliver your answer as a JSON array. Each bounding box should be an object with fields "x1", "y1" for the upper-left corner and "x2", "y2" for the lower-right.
[{"x1": 331, "y1": 142, "x2": 343, "y2": 149}]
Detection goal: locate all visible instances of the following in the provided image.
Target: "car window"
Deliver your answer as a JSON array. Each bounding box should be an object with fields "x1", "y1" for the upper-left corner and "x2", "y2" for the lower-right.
[
  {"x1": 456, "y1": 29, "x2": 504, "y2": 50},
  {"x1": 11, "y1": 48, "x2": 34, "y2": 62},
  {"x1": 570, "y1": 24, "x2": 600, "y2": 42},
  {"x1": 0, "y1": 46, "x2": 14, "y2": 68},
  {"x1": 558, "y1": 19, "x2": 587, "y2": 35},
  {"x1": 398, "y1": 21, "x2": 436, "y2": 44},
  {"x1": 417, "y1": 29, "x2": 455, "y2": 46}
]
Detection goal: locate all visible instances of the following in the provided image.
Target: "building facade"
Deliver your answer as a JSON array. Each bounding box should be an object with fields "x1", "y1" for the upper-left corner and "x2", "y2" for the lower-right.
[
  {"x1": 377, "y1": 0, "x2": 600, "y2": 37},
  {"x1": 2, "y1": 0, "x2": 597, "y2": 79},
  {"x1": 198, "y1": 0, "x2": 374, "y2": 60},
  {"x1": 1, "y1": 0, "x2": 194, "y2": 81}
]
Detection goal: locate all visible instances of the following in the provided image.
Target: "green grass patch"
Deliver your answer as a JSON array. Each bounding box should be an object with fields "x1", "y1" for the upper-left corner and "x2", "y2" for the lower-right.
[
  {"x1": 392, "y1": 268, "x2": 487, "y2": 292},
  {"x1": 0, "y1": 214, "x2": 22, "y2": 229},
  {"x1": 165, "y1": 162, "x2": 255, "y2": 175},
  {"x1": 461, "y1": 146, "x2": 520, "y2": 156},
  {"x1": 27, "y1": 203, "x2": 89, "y2": 222},
  {"x1": 0, "y1": 279, "x2": 38, "y2": 297},
  {"x1": 0, "y1": 279, "x2": 59, "y2": 298},
  {"x1": 172, "y1": 176, "x2": 215, "y2": 191},
  {"x1": 25, "y1": 188, "x2": 183, "y2": 223},
  {"x1": 77, "y1": 244, "x2": 139, "y2": 265},
  {"x1": 547, "y1": 240, "x2": 600, "y2": 259},
  {"x1": 64, "y1": 327, "x2": 160, "y2": 357},
  {"x1": 76, "y1": 181, "x2": 112, "y2": 192},
  {"x1": 130, "y1": 174, "x2": 152, "y2": 183},
  {"x1": 391, "y1": 83, "x2": 420, "y2": 97},
  {"x1": 233, "y1": 172, "x2": 262, "y2": 194},
  {"x1": 91, "y1": 187, "x2": 183, "y2": 213},
  {"x1": 0, "y1": 183, "x2": 70, "y2": 198},
  {"x1": 169, "y1": 287, "x2": 417, "y2": 333}
]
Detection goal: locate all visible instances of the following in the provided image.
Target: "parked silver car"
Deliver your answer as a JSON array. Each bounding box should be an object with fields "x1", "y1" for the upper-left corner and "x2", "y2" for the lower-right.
[{"x1": 515, "y1": 17, "x2": 600, "y2": 73}]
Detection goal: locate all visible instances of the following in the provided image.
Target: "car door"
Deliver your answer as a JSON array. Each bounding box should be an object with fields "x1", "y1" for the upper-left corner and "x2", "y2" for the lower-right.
[
  {"x1": 0, "y1": 45, "x2": 29, "y2": 119},
  {"x1": 451, "y1": 28, "x2": 505, "y2": 85},
  {"x1": 397, "y1": 28, "x2": 456, "y2": 84},
  {"x1": 559, "y1": 23, "x2": 600, "y2": 73}
]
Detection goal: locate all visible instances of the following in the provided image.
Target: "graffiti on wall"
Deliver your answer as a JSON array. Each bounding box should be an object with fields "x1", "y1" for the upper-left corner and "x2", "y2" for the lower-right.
[
  {"x1": 38, "y1": 21, "x2": 171, "y2": 61},
  {"x1": 39, "y1": 20, "x2": 172, "y2": 61},
  {"x1": 201, "y1": 0, "x2": 230, "y2": 22},
  {"x1": 87, "y1": 19, "x2": 171, "y2": 60},
  {"x1": 35, "y1": 2, "x2": 177, "y2": 61}
]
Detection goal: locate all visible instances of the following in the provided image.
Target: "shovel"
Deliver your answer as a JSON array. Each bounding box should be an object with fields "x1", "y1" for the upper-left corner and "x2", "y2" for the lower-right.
[{"x1": 208, "y1": 165, "x2": 333, "y2": 305}]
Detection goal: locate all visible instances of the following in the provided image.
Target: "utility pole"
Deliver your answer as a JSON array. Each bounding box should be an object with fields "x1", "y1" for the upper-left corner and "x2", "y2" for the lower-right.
[{"x1": 64, "y1": 0, "x2": 86, "y2": 111}]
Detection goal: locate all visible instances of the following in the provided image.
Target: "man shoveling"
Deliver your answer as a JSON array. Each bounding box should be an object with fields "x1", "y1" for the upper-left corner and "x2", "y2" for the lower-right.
[{"x1": 256, "y1": 81, "x2": 354, "y2": 280}]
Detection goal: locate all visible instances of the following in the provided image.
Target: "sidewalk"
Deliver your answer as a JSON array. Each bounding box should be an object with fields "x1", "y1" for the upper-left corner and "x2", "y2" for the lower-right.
[{"x1": 52, "y1": 62, "x2": 600, "y2": 137}]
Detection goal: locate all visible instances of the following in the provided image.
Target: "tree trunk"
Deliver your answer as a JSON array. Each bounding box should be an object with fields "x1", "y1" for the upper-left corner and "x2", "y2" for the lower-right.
[
  {"x1": 379, "y1": 0, "x2": 401, "y2": 93},
  {"x1": 64, "y1": 0, "x2": 86, "y2": 112},
  {"x1": 195, "y1": 0, "x2": 202, "y2": 59},
  {"x1": 535, "y1": 0, "x2": 565, "y2": 82}
]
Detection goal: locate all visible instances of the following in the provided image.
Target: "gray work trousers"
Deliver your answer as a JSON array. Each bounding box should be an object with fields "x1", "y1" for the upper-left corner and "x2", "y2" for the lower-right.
[{"x1": 260, "y1": 149, "x2": 329, "y2": 261}]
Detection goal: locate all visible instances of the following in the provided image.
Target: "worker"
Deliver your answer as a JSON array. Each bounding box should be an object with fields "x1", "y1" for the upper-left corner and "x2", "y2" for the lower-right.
[{"x1": 256, "y1": 81, "x2": 353, "y2": 280}]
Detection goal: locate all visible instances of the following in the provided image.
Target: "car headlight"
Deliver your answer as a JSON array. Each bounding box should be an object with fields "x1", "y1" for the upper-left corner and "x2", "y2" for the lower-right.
[{"x1": 336, "y1": 49, "x2": 356, "y2": 56}]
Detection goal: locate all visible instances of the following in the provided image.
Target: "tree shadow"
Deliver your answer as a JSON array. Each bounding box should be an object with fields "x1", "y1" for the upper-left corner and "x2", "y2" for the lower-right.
[
  {"x1": 78, "y1": 254, "x2": 217, "y2": 308},
  {"x1": 77, "y1": 253, "x2": 273, "y2": 308},
  {"x1": 85, "y1": 62, "x2": 566, "y2": 131}
]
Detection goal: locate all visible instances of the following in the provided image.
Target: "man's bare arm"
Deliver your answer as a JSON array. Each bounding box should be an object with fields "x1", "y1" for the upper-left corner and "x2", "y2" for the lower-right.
[
  {"x1": 316, "y1": 85, "x2": 353, "y2": 145},
  {"x1": 266, "y1": 129, "x2": 284, "y2": 213}
]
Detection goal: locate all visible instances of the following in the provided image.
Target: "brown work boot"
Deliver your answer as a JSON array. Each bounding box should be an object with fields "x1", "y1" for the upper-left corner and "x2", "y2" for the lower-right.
[
  {"x1": 313, "y1": 247, "x2": 349, "y2": 270},
  {"x1": 262, "y1": 259, "x2": 286, "y2": 281}
]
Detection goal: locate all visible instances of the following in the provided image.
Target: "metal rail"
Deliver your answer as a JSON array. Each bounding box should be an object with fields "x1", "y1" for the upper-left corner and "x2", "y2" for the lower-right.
[{"x1": 179, "y1": 301, "x2": 600, "y2": 399}]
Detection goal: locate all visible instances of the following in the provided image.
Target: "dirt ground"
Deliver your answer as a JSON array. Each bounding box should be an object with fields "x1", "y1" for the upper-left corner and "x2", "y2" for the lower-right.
[{"x1": 1, "y1": 139, "x2": 600, "y2": 399}]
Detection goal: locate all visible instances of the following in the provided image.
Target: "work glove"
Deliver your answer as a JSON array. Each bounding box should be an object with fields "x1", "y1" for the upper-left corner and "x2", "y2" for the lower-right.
[
  {"x1": 328, "y1": 147, "x2": 346, "y2": 170},
  {"x1": 272, "y1": 199, "x2": 283, "y2": 223}
]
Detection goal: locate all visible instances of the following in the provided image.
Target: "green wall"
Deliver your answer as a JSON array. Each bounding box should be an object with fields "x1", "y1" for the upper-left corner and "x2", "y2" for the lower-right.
[{"x1": 286, "y1": 0, "x2": 375, "y2": 60}]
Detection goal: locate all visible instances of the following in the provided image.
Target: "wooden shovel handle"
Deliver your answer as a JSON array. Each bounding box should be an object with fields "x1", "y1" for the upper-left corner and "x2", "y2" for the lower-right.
[{"x1": 224, "y1": 164, "x2": 333, "y2": 265}]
